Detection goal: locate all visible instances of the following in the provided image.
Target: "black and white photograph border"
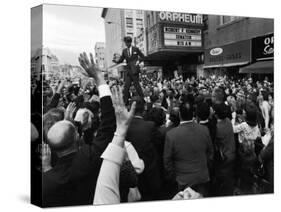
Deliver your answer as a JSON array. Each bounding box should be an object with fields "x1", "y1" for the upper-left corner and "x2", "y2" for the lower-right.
[{"x1": 1, "y1": 0, "x2": 281, "y2": 212}]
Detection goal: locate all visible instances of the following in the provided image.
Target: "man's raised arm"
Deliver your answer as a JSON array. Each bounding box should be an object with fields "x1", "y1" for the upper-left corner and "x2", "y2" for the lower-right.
[{"x1": 78, "y1": 52, "x2": 116, "y2": 155}]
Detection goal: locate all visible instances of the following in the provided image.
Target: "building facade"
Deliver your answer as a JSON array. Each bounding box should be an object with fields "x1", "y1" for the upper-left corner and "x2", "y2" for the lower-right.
[
  {"x1": 144, "y1": 11, "x2": 205, "y2": 79},
  {"x1": 203, "y1": 15, "x2": 274, "y2": 77},
  {"x1": 94, "y1": 42, "x2": 106, "y2": 71},
  {"x1": 31, "y1": 47, "x2": 60, "y2": 82}
]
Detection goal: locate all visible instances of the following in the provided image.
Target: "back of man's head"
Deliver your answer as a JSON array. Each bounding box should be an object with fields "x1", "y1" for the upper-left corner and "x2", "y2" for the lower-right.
[
  {"x1": 43, "y1": 111, "x2": 64, "y2": 141},
  {"x1": 131, "y1": 96, "x2": 144, "y2": 115},
  {"x1": 212, "y1": 87, "x2": 225, "y2": 104},
  {"x1": 213, "y1": 103, "x2": 228, "y2": 120},
  {"x1": 196, "y1": 102, "x2": 210, "y2": 121},
  {"x1": 47, "y1": 120, "x2": 77, "y2": 154},
  {"x1": 179, "y1": 100, "x2": 194, "y2": 121}
]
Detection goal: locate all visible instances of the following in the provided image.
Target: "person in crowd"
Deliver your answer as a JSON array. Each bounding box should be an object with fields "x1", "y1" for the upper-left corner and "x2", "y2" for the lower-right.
[
  {"x1": 113, "y1": 36, "x2": 145, "y2": 105},
  {"x1": 93, "y1": 83, "x2": 137, "y2": 204},
  {"x1": 258, "y1": 91, "x2": 271, "y2": 131},
  {"x1": 258, "y1": 107, "x2": 273, "y2": 193},
  {"x1": 196, "y1": 102, "x2": 216, "y2": 143},
  {"x1": 43, "y1": 108, "x2": 65, "y2": 142},
  {"x1": 231, "y1": 103, "x2": 261, "y2": 194},
  {"x1": 211, "y1": 87, "x2": 232, "y2": 119},
  {"x1": 164, "y1": 98, "x2": 214, "y2": 197},
  {"x1": 43, "y1": 80, "x2": 66, "y2": 113},
  {"x1": 42, "y1": 52, "x2": 116, "y2": 207},
  {"x1": 212, "y1": 103, "x2": 236, "y2": 196},
  {"x1": 125, "y1": 96, "x2": 162, "y2": 200}
]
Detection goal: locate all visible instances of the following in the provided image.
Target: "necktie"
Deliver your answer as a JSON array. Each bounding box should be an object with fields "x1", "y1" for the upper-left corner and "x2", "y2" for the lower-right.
[{"x1": 127, "y1": 48, "x2": 130, "y2": 57}]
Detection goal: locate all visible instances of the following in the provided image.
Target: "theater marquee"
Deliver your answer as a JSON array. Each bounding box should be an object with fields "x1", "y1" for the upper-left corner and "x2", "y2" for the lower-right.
[{"x1": 163, "y1": 27, "x2": 202, "y2": 47}]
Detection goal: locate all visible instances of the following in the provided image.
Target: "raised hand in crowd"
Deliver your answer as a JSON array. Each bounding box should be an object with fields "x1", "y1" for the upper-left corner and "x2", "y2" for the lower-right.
[
  {"x1": 41, "y1": 143, "x2": 52, "y2": 173},
  {"x1": 56, "y1": 79, "x2": 67, "y2": 94},
  {"x1": 64, "y1": 102, "x2": 76, "y2": 122},
  {"x1": 172, "y1": 187, "x2": 202, "y2": 200},
  {"x1": 78, "y1": 52, "x2": 105, "y2": 86},
  {"x1": 111, "y1": 85, "x2": 136, "y2": 147}
]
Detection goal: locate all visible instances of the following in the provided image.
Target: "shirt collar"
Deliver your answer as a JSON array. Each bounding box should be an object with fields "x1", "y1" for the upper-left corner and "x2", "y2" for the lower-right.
[
  {"x1": 180, "y1": 120, "x2": 193, "y2": 125},
  {"x1": 199, "y1": 120, "x2": 209, "y2": 124}
]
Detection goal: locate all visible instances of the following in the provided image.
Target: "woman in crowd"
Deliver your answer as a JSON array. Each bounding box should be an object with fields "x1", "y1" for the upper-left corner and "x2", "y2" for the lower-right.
[{"x1": 231, "y1": 103, "x2": 261, "y2": 194}]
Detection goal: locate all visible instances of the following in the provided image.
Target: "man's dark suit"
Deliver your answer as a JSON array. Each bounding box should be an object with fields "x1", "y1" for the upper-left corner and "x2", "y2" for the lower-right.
[
  {"x1": 115, "y1": 46, "x2": 144, "y2": 104},
  {"x1": 164, "y1": 122, "x2": 214, "y2": 191},
  {"x1": 126, "y1": 117, "x2": 162, "y2": 200},
  {"x1": 42, "y1": 95, "x2": 115, "y2": 207}
]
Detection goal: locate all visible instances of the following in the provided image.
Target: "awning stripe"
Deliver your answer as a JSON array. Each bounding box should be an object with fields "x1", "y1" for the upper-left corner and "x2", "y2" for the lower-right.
[{"x1": 203, "y1": 61, "x2": 249, "y2": 69}]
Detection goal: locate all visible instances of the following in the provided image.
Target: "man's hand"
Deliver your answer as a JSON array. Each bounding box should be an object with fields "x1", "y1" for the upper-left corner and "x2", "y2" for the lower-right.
[
  {"x1": 89, "y1": 94, "x2": 100, "y2": 103},
  {"x1": 56, "y1": 79, "x2": 66, "y2": 94},
  {"x1": 64, "y1": 102, "x2": 76, "y2": 122},
  {"x1": 112, "y1": 53, "x2": 121, "y2": 63},
  {"x1": 111, "y1": 85, "x2": 136, "y2": 138},
  {"x1": 78, "y1": 52, "x2": 105, "y2": 86},
  {"x1": 41, "y1": 143, "x2": 52, "y2": 172}
]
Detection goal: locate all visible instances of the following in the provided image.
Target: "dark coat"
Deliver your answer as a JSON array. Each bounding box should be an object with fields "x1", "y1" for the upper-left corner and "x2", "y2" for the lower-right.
[
  {"x1": 126, "y1": 117, "x2": 162, "y2": 200},
  {"x1": 117, "y1": 46, "x2": 144, "y2": 75},
  {"x1": 164, "y1": 122, "x2": 214, "y2": 188}
]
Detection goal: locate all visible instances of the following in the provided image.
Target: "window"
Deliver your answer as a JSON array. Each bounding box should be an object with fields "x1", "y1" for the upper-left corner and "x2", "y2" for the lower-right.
[
  {"x1": 219, "y1": 16, "x2": 241, "y2": 25},
  {"x1": 126, "y1": 32, "x2": 133, "y2": 37},
  {"x1": 136, "y1": 10, "x2": 143, "y2": 15},
  {"x1": 126, "y1": 17, "x2": 133, "y2": 28},
  {"x1": 136, "y1": 18, "x2": 143, "y2": 30}
]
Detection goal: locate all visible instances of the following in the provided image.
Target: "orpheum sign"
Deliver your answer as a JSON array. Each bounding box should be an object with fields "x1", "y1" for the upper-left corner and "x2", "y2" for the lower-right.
[{"x1": 158, "y1": 11, "x2": 203, "y2": 25}]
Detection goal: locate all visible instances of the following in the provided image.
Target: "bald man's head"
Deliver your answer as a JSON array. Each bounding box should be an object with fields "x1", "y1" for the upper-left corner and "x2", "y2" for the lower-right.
[{"x1": 47, "y1": 120, "x2": 77, "y2": 153}]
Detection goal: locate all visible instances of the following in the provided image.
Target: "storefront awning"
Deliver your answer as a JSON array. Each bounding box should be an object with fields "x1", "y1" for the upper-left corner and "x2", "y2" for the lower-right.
[
  {"x1": 204, "y1": 39, "x2": 251, "y2": 69},
  {"x1": 203, "y1": 61, "x2": 249, "y2": 69},
  {"x1": 239, "y1": 60, "x2": 273, "y2": 74}
]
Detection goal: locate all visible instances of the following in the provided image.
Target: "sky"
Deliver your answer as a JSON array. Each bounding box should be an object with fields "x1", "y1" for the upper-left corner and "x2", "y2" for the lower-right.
[{"x1": 42, "y1": 4, "x2": 105, "y2": 65}]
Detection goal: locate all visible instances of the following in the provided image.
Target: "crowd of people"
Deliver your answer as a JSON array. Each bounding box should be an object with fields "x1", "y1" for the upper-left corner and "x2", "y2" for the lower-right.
[{"x1": 31, "y1": 51, "x2": 274, "y2": 207}]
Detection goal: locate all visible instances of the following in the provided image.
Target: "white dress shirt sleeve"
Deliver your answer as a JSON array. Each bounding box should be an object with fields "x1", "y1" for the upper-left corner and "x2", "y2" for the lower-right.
[
  {"x1": 125, "y1": 141, "x2": 145, "y2": 174},
  {"x1": 93, "y1": 143, "x2": 126, "y2": 205},
  {"x1": 98, "y1": 84, "x2": 111, "y2": 98}
]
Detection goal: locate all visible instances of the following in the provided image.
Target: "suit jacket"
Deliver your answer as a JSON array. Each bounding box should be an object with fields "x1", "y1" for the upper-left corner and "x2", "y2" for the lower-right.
[
  {"x1": 164, "y1": 122, "x2": 214, "y2": 187},
  {"x1": 42, "y1": 95, "x2": 116, "y2": 207},
  {"x1": 116, "y1": 46, "x2": 144, "y2": 75},
  {"x1": 126, "y1": 117, "x2": 162, "y2": 200},
  {"x1": 126, "y1": 117, "x2": 159, "y2": 169}
]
